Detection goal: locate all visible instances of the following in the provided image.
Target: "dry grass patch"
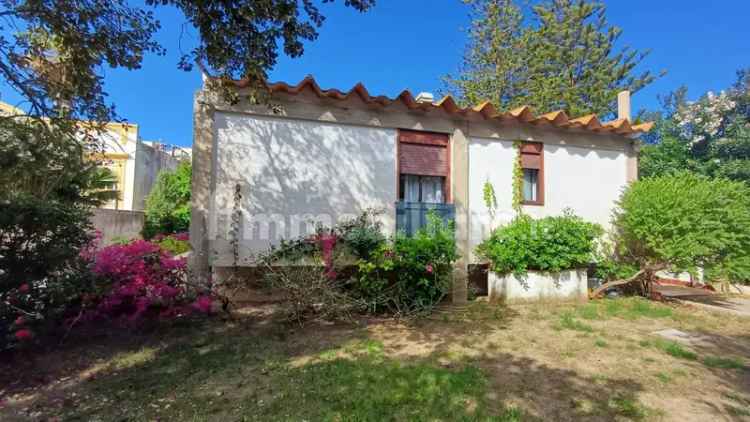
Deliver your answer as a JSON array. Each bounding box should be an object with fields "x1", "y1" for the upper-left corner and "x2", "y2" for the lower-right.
[{"x1": 0, "y1": 297, "x2": 747, "y2": 421}]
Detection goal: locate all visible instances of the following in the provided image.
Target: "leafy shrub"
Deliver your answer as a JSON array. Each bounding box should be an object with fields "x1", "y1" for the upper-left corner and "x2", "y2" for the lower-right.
[
  {"x1": 0, "y1": 196, "x2": 96, "y2": 349},
  {"x1": 0, "y1": 195, "x2": 93, "y2": 289},
  {"x1": 143, "y1": 161, "x2": 191, "y2": 239},
  {"x1": 338, "y1": 215, "x2": 386, "y2": 260},
  {"x1": 476, "y1": 211, "x2": 603, "y2": 277},
  {"x1": 612, "y1": 172, "x2": 750, "y2": 283},
  {"x1": 357, "y1": 213, "x2": 458, "y2": 314},
  {"x1": 154, "y1": 232, "x2": 191, "y2": 256}
]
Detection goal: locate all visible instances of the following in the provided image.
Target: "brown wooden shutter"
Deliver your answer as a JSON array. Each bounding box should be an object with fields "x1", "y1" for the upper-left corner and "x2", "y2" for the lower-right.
[
  {"x1": 398, "y1": 130, "x2": 449, "y2": 177},
  {"x1": 520, "y1": 142, "x2": 542, "y2": 169},
  {"x1": 521, "y1": 153, "x2": 541, "y2": 169}
]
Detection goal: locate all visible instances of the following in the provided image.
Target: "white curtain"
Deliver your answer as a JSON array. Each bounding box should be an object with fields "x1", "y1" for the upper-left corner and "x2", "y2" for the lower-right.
[
  {"x1": 420, "y1": 176, "x2": 444, "y2": 204},
  {"x1": 403, "y1": 175, "x2": 421, "y2": 202}
]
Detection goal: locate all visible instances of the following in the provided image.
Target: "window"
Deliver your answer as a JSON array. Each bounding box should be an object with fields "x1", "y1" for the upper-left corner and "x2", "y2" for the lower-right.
[
  {"x1": 397, "y1": 130, "x2": 450, "y2": 203},
  {"x1": 399, "y1": 174, "x2": 445, "y2": 203},
  {"x1": 522, "y1": 168, "x2": 538, "y2": 202},
  {"x1": 520, "y1": 142, "x2": 544, "y2": 205}
]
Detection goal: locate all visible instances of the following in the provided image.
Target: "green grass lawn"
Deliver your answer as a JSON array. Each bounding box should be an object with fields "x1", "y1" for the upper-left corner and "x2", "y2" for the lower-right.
[{"x1": 1, "y1": 297, "x2": 749, "y2": 421}]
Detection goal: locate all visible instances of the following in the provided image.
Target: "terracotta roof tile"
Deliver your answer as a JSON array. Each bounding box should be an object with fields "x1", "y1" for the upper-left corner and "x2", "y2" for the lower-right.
[{"x1": 253, "y1": 76, "x2": 652, "y2": 137}]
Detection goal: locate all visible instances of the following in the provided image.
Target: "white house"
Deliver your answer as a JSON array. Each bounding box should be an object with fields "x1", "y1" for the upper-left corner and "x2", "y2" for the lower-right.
[{"x1": 189, "y1": 77, "x2": 652, "y2": 301}]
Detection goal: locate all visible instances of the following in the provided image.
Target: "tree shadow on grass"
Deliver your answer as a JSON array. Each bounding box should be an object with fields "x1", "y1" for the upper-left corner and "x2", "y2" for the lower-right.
[{"x1": 1, "y1": 303, "x2": 652, "y2": 421}]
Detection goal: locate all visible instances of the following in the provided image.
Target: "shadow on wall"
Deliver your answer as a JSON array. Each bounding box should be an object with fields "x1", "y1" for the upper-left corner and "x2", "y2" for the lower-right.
[{"x1": 210, "y1": 113, "x2": 398, "y2": 264}]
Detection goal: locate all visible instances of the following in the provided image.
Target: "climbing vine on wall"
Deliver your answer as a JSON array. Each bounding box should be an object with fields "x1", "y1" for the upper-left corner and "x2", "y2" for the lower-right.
[
  {"x1": 512, "y1": 141, "x2": 523, "y2": 214},
  {"x1": 230, "y1": 183, "x2": 242, "y2": 268},
  {"x1": 483, "y1": 180, "x2": 497, "y2": 221}
]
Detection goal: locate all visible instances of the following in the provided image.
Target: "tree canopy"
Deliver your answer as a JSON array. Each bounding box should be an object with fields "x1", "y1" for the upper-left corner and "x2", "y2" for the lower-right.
[
  {"x1": 640, "y1": 68, "x2": 750, "y2": 184},
  {"x1": 444, "y1": 0, "x2": 662, "y2": 118},
  {"x1": 0, "y1": 0, "x2": 375, "y2": 202},
  {"x1": 614, "y1": 172, "x2": 750, "y2": 282},
  {"x1": 1, "y1": 0, "x2": 375, "y2": 123},
  {"x1": 143, "y1": 161, "x2": 192, "y2": 238}
]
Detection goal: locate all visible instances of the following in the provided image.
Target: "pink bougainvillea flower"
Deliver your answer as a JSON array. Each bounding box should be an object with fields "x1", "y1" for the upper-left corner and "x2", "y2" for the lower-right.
[
  {"x1": 191, "y1": 295, "x2": 213, "y2": 314},
  {"x1": 18, "y1": 284, "x2": 29, "y2": 293},
  {"x1": 13, "y1": 316, "x2": 25, "y2": 326},
  {"x1": 425, "y1": 264, "x2": 434, "y2": 274},
  {"x1": 14, "y1": 329, "x2": 33, "y2": 341},
  {"x1": 173, "y1": 232, "x2": 189, "y2": 241},
  {"x1": 315, "y1": 233, "x2": 338, "y2": 279}
]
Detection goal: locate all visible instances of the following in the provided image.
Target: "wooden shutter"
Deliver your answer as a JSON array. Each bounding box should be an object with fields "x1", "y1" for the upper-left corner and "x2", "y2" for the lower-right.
[
  {"x1": 520, "y1": 142, "x2": 542, "y2": 169},
  {"x1": 398, "y1": 130, "x2": 449, "y2": 177}
]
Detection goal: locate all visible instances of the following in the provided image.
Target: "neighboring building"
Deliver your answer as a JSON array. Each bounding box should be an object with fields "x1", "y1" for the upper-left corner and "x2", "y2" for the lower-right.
[
  {"x1": 96, "y1": 123, "x2": 191, "y2": 210},
  {"x1": 190, "y1": 76, "x2": 652, "y2": 301},
  {"x1": 0, "y1": 100, "x2": 190, "y2": 211}
]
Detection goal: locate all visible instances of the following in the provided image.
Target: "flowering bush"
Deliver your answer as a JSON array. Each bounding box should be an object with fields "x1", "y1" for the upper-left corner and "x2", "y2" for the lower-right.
[
  {"x1": 1, "y1": 232, "x2": 213, "y2": 350},
  {"x1": 89, "y1": 239, "x2": 212, "y2": 322},
  {"x1": 260, "y1": 211, "x2": 458, "y2": 320},
  {"x1": 675, "y1": 90, "x2": 737, "y2": 146}
]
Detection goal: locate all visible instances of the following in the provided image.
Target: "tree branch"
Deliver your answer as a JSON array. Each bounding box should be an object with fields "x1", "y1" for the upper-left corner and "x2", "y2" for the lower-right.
[{"x1": 590, "y1": 263, "x2": 667, "y2": 298}]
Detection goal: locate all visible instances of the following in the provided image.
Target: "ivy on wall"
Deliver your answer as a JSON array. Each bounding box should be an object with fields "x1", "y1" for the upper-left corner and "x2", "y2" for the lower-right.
[
  {"x1": 483, "y1": 180, "x2": 497, "y2": 221},
  {"x1": 512, "y1": 140, "x2": 524, "y2": 215}
]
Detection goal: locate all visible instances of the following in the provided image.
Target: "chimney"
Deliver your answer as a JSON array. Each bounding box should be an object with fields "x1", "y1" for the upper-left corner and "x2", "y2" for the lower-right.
[
  {"x1": 415, "y1": 92, "x2": 435, "y2": 104},
  {"x1": 617, "y1": 90, "x2": 631, "y2": 122}
]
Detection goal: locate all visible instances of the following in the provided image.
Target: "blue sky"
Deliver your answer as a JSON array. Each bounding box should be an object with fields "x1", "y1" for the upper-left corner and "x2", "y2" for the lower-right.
[{"x1": 2, "y1": 0, "x2": 749, "y2": 147}]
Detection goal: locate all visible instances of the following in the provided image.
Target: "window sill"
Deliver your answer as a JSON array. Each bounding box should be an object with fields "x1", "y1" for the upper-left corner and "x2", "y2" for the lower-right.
[{"x1": 521, "y1": 201, "x2": 544, "y2": 207}]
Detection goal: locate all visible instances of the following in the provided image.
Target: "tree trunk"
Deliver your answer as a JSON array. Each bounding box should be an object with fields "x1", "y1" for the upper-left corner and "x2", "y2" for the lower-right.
[{"x1": 590, "y1": 264, "x2": 667, "y2": 299}]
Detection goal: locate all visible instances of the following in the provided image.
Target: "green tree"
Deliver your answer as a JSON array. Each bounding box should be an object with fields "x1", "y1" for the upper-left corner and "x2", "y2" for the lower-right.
[
  {"x1": 593, "y1": 172, "x2": 750, "y2": 295},
  {"x1": 143, "y1": 161, "x2": 192, "y2": 238},
  {"x1": 445, "y1": 0, "x2": 661, "y2": 117},
  {"x1": 0, "y1": 0, "x2": 376, "y2": 200}
]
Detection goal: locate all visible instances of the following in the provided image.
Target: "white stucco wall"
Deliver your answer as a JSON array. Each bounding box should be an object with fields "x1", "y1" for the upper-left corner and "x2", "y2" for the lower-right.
[
  {"x1": 468, "y1": 137, "x2": 628, "y2": 262},
  {"x1": 210, "y1": 112, "x2": 397, "y2": 265}
]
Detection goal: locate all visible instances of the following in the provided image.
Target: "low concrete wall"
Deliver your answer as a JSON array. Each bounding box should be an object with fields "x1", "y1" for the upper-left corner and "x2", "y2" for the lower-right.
[
  {"x1": 91, "y1": 208, "x2": 144, "y2": 245},
  {"x1": 488, "y1": 269, "x2": 588, "y2": 303},
  {"x1": 730, "y1": 284, "x2": 750, "y2": 296}
]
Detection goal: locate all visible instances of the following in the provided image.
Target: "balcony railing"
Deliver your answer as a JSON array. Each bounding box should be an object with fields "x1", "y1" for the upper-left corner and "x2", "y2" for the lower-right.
[{"x1": 395, "y1": 202, "x2": 456, "y2": 236}]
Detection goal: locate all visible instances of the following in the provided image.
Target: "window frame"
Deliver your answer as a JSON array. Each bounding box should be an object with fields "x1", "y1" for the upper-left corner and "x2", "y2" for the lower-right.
[
  {"x1": 396, "y1": 129, "x2": 452, "y2": 204},
  {"x1": 520, "y1": 142, "x2": 545, "y2": 206}
]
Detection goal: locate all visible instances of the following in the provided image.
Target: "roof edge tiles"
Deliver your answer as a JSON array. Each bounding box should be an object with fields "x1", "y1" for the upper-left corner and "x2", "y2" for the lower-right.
[{"x1": 231, "y1": 75, "x2": 652, "y2": 136}]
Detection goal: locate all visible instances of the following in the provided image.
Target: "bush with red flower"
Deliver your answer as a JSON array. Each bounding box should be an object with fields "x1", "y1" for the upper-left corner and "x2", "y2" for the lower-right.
[
  {"x1": 87, "y1": 239, "x2": 212, "y2": 323},
  {"x1": 1, "y1": 227, "x2": 212, "y2": 350},
  {"x1": 260, "y1": 210, "x2": 458, "y2": 320}
]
